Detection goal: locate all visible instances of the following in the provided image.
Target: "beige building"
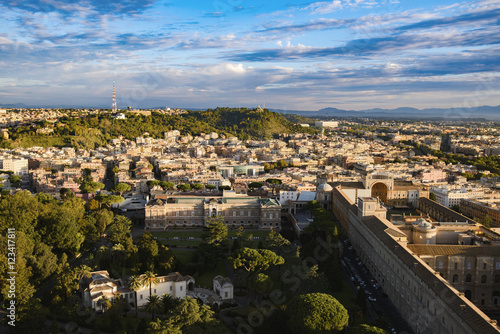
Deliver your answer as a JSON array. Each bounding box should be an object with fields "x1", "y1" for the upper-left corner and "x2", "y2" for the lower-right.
[
  {"x1": 461, "y1": 198, "x2": 500, "y2": 227},
  {"x1": 145, "y1": 193, "x2": 281, "y2": 230},
  {"x1": 331, "y1": 188, "x2": 500, "y2": 334}
]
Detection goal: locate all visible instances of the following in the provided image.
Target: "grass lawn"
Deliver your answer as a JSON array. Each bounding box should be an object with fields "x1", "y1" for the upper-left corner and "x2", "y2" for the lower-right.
[
  {"x1": 150, "y1": 229, "x2": 271, "y2": 239},
  {"x1": 162, "y1": 240, "x2": 202, "y2": 248},
  {"x1": 151, "y1": 230, "x2": 204, "y2": 238},
  {"x1": 195, "y1": 260, "x2": 228, "y2": 288},
  {"x1": 171, "y1": 249, "x2": 196, "y2": 264}
]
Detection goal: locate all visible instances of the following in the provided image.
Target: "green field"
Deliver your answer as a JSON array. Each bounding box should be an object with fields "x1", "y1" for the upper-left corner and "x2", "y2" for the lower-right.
[
  {"x1": 170, "y1": 249, "x2": 196, "y2": 264},
  {"x1": 150, "y1": 229, "x2": 271, "y2": 239},
  {"x1": 196, "y1": 261, "x2": 228, "y2": 288}
]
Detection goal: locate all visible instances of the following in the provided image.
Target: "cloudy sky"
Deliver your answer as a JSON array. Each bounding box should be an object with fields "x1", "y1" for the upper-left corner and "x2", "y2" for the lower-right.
[{"x1": 1, "y1": 0, "x2": 500, "y2": 111}]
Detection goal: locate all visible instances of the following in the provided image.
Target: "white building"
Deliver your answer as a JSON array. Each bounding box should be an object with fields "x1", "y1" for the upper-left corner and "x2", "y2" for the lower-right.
[
  {"x1": 279, "y1": 190, "x2": 298, "y2": 205},
  {"x1": 135, "y1": 272, "x2": 194, "y2": 308},
  {"x1": 79, "y1": 271, "x2": 194, "y2": 311},
  {"x1": 0, "y1": 158, "x2": 29, "y2": 175},
  {"x1": 314, "y1": 121, "x2": 339, "y2": 128},
  {"x1": 431, "y1": 186, "x2": 484, "y2": 208},
  {"x1": 213, "y1": 276, "x2": 233, "y2": 301}
]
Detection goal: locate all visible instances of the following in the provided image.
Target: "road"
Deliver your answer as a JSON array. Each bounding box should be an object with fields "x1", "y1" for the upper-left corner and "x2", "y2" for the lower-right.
[{"x1": 341, "y1": 238, "x2": 414, "y2": 334}]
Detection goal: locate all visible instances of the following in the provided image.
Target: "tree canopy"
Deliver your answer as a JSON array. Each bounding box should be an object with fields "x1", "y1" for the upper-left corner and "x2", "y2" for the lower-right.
[{"x1": 286, "y1": 293, "x2": 349, "y2": 334}]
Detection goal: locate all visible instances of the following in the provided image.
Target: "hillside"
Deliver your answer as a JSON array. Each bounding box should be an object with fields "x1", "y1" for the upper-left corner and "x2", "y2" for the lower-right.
[{"x1": 2, "y1": 107, "x2": 317, "y2": 150}]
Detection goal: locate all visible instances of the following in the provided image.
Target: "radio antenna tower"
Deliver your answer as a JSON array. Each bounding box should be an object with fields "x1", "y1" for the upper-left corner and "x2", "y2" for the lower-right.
[{"x1": 112, "y1": 79, "x2": 117, "y2": 112}]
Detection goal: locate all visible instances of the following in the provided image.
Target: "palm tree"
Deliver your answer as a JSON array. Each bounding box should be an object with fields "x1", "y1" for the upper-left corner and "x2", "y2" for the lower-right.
[
  {"x1": 75, "y1": 264, "x2": 92, "y2": 282},
  {"x1": 162, "y1": 293, "x2": 180, "y2": 315},
  {"x1": 140, "y1": 271, "x2": 160, "y2": 300},
  {"x1": 128, "y1": 275, "x2": 143, "y2": 317},
  {"x1": 145, "y1": 295, "x2": 162, "y2": 319}
]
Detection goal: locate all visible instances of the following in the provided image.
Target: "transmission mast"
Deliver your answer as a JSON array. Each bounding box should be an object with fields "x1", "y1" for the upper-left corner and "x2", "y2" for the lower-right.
[{"x1": 112, "y1": 79, "x2": 117, "y2": 112}]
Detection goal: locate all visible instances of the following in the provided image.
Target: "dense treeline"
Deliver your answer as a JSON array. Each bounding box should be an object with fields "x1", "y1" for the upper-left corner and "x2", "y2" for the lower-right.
[{"x1": 4, "y1": 108, "x2": 317, "y2": 150}]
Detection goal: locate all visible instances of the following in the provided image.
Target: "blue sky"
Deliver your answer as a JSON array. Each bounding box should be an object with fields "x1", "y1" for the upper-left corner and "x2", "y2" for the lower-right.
[{"x1": 1, "y1": 0, "x2": 499, "y2": 111}]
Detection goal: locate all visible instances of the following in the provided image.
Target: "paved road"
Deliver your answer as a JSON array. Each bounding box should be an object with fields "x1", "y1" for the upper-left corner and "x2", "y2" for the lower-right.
[{"x1": 341, "y1": 239, "x2": 414, "y2": 334}]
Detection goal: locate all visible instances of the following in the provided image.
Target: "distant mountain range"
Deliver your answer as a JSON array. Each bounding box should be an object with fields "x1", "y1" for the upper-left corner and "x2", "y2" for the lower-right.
[
  {"x1": 2, "y1": 102, "x2": 499, "y2": 121},
  {"x1": 272, "y1": 105, "x2": 500, "y2": 121}
]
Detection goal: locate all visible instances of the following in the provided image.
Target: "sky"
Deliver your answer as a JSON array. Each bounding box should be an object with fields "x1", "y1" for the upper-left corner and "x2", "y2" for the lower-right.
[{"x1": 1, "y1": 0, "x2": 500, "y2": 111}]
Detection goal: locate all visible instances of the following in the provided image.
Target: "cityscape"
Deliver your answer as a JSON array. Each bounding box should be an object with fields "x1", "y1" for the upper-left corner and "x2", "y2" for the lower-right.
[{"x1": 1, "y1": 0, "x2": 500, "y2": 334}]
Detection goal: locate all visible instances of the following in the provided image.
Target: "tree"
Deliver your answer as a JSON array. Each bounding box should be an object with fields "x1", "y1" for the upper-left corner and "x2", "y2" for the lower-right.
[
  {"x1": 205, "y1": 184, "x2": 216, "y2": 190},
  {"x1": 140, "y1": 271, "x2": 160, "y2": 300},
  {"x1": 8, "y1": 174, "x2": 22, "y2": 188},
  {"x1": 85, "y1": 198, "x2": 100, "y2": 211},
  {"x1": 159, "y1": 181, "x2": 174, "y2": 190},
  {"x1": 229, "y1": 247, "x2": 284, "y2": 279},
  {"x1": 111, "y1": 182, "x2": 131, "y2": 195},
  {"x1": 94, "y1": 193, "x2": 124, "y2": 208},
  {"x1": 202, "y1": 216, "x2": 228, "y2": 249},
  {"x1": 137, "y1": 232, "x2": 159, "y2": 271},
  {"x1": 147, "y1": 296, "x2": 222, "y2": 333},
  {"x1": 156, "y1": 245, "x2": 175, "y2": 275},
  {"x1": 27, "y1": 242, "x2": 59, "y2": 284},
  {"x1": 347, "y1": 324, "x2": 388, "y2": 334},
  {"x1": 176, "y1": 183, "x2": 191, "y2": 191},
  {"x1": 145, "y1": 295, "x2": 162, "y2": 320},
  {"x1": 128, "y1": 275, "x2": 143, "y2": 317},
  {"x1": 266, "y1": 228, "x2": 291, "y2": 255},
  {"x1": 161, "y1": 293, "x2": 181, "y2": 314},
  {"x1": 79, "y1": 181, "x2": 105, "y2": 194},
  {"x1": 59, "y1": 187, "x2": 75, "y2": 201},
  {"x1": 481, "y1": 214, "x2": 492, "y2": 228},
  {"x1": 429, "y1": 192, "x2": 437, "y2": 201},
  {"x1": 248, "y1": 181, "x2": 263, "y2": 189},
  {"x1": 107, "y1": 216, "x2": 133, "y2": 245},
  {"x1": 286, "y1": 293, "x2": 349, "y2": 334},
  {"x1": 218, "y1": 185, "x2": 231, "y2": 191},
  {"x1": 251, "y1": 273, "x2": 273, "y2": 296},
  {"x1": 191, "y1": 183, "x2": 204, "y2": 190}
]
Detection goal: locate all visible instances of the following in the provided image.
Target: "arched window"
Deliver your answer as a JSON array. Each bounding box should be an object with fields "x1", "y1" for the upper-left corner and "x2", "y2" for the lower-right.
[
  {"x1": 465, "y1": 290, "x2": 472, "y2": 300},
  {"x1": 466, "y1": 274, "x2": 472, "y2": 282},
  {"x1": 452, "y1": 274, "x2": 458, "y2": 283},
  {"x1": 482, "y1": 275, "x2": 487, "y2": 284}
]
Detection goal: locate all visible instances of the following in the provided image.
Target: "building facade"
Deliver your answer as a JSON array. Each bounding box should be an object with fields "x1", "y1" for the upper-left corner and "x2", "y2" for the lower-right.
[
  {"x1": 145, "y1": 194, "x2": 281, "y2": 230},
  {"x1": 331, "y1": 188, "x2": 500, "y2": 334}
]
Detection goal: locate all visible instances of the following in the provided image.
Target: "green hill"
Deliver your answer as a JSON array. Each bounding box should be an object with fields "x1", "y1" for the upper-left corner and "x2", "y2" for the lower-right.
[{"x1": 3, "y1": 107, "x2": 317, "y2": 150}]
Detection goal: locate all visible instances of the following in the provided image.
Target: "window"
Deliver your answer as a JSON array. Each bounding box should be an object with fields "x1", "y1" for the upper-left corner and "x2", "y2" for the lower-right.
[
  {"x1": 154, "y1": 289, "x2": 156, "y2": 294},
  {"x1": 496, "y1": 262, "x2": 500, "y2": 270},
  {"x1": 180, "y1": 286, "x2": 183, "y2": 291},
  {"x1": 454, "y1": 263, "x2": 458, "y2": 270},
  {"x1": 481, "y1": 275, "x2": 487, "y2": 283},
  {"x1": 439, "y1": 261, "x2": 443, "y2": 269},
  {"x1": 495, "y1": 275, "x2": 500, "y2": 283},
  {"x1": 467, "y1": 262, "x2": 471, "y2": 269},
  {"x1": 452, "y1": 274, "x2": 458, "y2": 283},
  {"x1": 484, "y1": 263, "x2": 487, "y2": 270},
  {"x1": 466, "y1": 274, "x2": 472, "y2": 282},
  {"x1": 140, "y1": 295, "x2": 143, "y2": 300},
  {"x1": 225, "y1": 292, "x2": 228, "y2": 298},
  {"x1": 170, "y1": 286, "x2": 173, "y2": 291}
]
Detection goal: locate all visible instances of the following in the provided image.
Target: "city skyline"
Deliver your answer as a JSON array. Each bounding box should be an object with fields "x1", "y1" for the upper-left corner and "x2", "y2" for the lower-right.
[{"x1": 1, "y1": 0, "x2": 500, "y2": 111}]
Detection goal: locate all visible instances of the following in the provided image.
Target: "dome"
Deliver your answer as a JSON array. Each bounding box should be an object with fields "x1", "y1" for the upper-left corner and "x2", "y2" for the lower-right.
[
  {"x1": 416, "y1": 218, "x2": 433, "y2": 230},
  {"x1": 317, "y1": 183, "x2": 333, "y2": 191}
]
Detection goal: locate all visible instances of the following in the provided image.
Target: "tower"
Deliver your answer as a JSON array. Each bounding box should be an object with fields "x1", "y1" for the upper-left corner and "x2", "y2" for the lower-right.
[{"x1": 112, "y1": 80, "x2": 117, "y2": 112}]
